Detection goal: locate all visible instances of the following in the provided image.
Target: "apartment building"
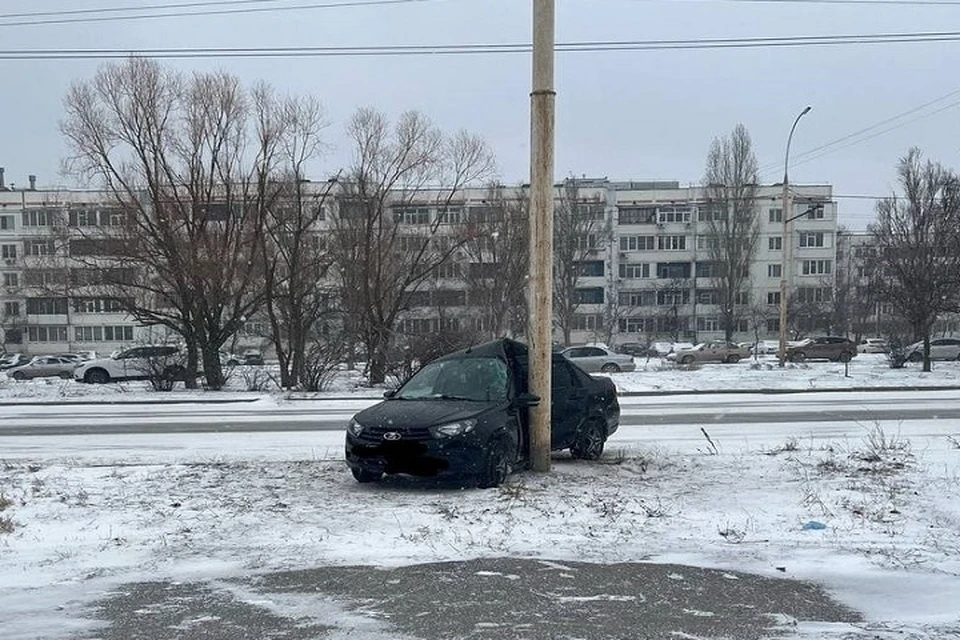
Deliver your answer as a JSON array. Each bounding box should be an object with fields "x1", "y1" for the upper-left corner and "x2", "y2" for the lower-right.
[{"x1": 0, "y1": 170, "x2": 838, "y2": 355}]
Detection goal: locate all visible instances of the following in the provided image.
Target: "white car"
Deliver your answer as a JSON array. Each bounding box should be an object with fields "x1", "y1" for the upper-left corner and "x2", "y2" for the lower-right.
[
  {"x1": 904, "y1": 338, "x2": 960, "y2": 362},
  {"x1": 858, "y1": 338, "x2": 889, "y2": 354},
  {"x1": 560, "y1": 345, "x2": 637, "y2": 373},
  {"x1": 74, "y1": 345, "x2": 184, "y2": 384}
]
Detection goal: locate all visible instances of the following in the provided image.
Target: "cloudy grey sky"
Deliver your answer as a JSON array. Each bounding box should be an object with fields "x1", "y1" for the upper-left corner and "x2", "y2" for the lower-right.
[{"x1": 2, "y1": 0, "x2": 960, "y2": 229}]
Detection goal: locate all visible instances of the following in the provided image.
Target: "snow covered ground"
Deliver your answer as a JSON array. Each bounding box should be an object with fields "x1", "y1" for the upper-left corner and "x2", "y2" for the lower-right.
[{"x1": 1, "y1": 353, "x2": 959, "y2": 638}]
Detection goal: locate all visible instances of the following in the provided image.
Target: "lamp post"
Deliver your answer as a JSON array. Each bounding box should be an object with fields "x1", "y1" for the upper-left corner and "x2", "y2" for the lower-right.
[{"x1": 778, "y1": 106, "x2": 812, "y2": 367}]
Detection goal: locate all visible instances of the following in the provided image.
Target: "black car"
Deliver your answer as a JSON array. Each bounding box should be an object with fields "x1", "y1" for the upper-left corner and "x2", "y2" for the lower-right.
[{"x1": 345, "y1": 338, "x2": 620, "y2": 488}]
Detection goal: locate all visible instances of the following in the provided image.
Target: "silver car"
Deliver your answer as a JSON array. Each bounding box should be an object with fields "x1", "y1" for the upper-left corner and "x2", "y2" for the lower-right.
[
  {"x1": 6, "y1": 355, "x2": 79, "y2": 381},
  {"x1": 667, "y1": 341, "x2": 751, "y2": 365},
  {"x1": 905, "y1": 337, "x2": 960, "y2": 362},
  {"x1": 561, "y1": 346, "x2": 637, "y2": 373}
]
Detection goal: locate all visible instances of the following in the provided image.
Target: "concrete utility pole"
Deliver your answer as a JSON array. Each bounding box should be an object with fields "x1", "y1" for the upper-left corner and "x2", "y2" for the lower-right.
[
  {"x1": 778, "y1": 106, "x2": 812, "y2": 367},
  {"x1": 528, "y1": 0, "x2": 556, "y2": 472}
]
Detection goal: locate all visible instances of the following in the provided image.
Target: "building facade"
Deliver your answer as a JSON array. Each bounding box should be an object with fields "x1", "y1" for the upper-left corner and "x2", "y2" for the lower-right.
[{"x1": 0, "y1": 172, "x2": 839, "y2": 356}]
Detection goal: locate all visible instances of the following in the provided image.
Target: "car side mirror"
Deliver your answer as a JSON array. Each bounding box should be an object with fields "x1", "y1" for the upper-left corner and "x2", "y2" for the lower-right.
[
  {"x1": 514, "y1": 392, "x2": 540, "y2": 407},
  {"x1": 383, "y1": 389, "x2": 396, "y2": 399}
]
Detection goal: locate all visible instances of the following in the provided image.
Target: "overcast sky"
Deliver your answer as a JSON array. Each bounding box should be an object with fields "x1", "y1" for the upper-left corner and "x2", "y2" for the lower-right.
[{"x1": 2, "y1": 0, "x2": 960, "y2": 229}]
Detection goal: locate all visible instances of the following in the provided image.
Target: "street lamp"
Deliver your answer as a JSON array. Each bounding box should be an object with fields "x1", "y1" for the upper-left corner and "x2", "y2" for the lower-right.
[{"x1": 778, "y1": 106, "x2": 812, "y2": 367}]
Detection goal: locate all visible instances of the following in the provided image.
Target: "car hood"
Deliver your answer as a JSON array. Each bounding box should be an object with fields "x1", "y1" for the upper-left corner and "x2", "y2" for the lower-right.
[
  {"x1": 76, "y1": 357, "x2": 114, "y2": 369},
  {"x1": 354, "y1": 398, "x2": 494, "y2": 429}
]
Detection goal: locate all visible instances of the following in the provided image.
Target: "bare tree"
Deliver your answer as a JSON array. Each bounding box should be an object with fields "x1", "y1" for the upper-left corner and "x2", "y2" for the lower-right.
[
  {"x1": 553, "y1": 179, "x2": 610, "y2": 346},
  {"x1": 869, "y1": 148, "x2": 960, "y2": 371},
  {"x1": 254, "y1": 88, "x2": 338, "y2": 390},
  {"x1": 459, "y1": 183, "x2": 529, "y2": 340},
  {"x1": 702, "y1": 124, "x2": 761, "y2": 342},
  {"x1": 330, "y1": 108, "x2": 495, "y2": 384},
  {"x1": 60, "y1": 58, "x2": 301, "y2": 389}
]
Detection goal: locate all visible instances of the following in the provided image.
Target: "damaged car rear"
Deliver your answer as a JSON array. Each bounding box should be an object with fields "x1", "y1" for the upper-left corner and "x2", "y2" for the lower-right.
[{"x1": 345, "y1": 338, "x2": 620, "y2": 488}]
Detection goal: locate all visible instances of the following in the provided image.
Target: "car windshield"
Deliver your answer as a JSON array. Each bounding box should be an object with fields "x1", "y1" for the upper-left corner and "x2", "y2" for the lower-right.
[{"x1": 395, "y1": 356, "x2": 509, "y2": 402}]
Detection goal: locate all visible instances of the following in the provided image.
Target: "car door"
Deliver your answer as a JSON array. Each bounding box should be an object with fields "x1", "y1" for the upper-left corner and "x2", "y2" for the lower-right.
[
  {"x1": 550, "y1": 356, "x2": 588, "y2": 449},
  {"x1": 579, "y1": 347, "x2": 608, "y2": 372}
]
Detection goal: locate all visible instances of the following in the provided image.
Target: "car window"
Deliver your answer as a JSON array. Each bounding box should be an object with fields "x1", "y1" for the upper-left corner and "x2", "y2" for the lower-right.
[
  {"x1": 564, "y1": 348, "x2": 586, "y2": 358},
  {"x1": 551, "y1": 359, "x2": 577, "y2": 389},
  {"x1": 396, "y1": 357, "x2": 508, "y2": 402},
  {"x1": 583, "y1": 347, "x2": 605, "y2": 357},
  {"x1": 118, "y1": 348, "x2": 141, "y2": 359}
]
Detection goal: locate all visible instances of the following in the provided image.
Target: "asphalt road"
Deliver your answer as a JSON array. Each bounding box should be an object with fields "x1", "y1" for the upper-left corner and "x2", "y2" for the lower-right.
[
  {"x1": 2, "y1": 389, "x2": 960, "y2": 436},
  {"x1": 78, "y1": 558, "x2": 863, "y2": 640}
]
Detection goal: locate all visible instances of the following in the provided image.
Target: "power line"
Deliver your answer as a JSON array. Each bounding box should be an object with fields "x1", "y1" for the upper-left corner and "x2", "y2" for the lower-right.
[
  {"x1": 0, "y1": 0, "x2": 433, "y2": 28},
  {"x1": 760, "y1": 87, "x2": 960, "y2": 176},
  {"x1": 4, "y1": 30, "x2": 960, "y2": 58},
  {"x1": 0, "y1": 0, "x2": 286, "y2": 20}
]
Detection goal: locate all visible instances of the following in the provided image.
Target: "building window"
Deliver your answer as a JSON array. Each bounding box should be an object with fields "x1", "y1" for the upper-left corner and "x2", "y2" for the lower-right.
[
  {"x1": 618, "y1": 290, "x2": 652, "y2": 306},
  {"x1": 695, "y1": 261, "x2": 717, "y2": 278},
  {"x1": 26, "y1": 297, "x2": 69, "y2": 315},
  {"x1": 698, "y1": 204, "x2": 727, "y2": 223},
  {"x1": 768, "y1": 208, "x2": 783, "y2": 223},
  {"x1": 618, "y1": 263, "x2": 650, "y2": 279},
  {"x1": 575, "y1": 234, "x2": 599, "y2": 251},
  {"x1": 697, "y1": 290, "x2": 719, "y2": 305},
  {"x1": 394, "y1": 206, "x2": 431, "y2": 226},
  {"x1": 0, "y1": 215, "x2": 14, "y2": 231},
  {"x1": 436, "y1": 207, "x2": 463, "y2": 224},
  {"x1": 735, "y1": 291, "x2": 750, "y2": 305},
  {"x1": 806, "y1": 205, "x2": 826, "y2": 220},
  {"x1": 799, "y1": 231, "x2": 825, "y2": 248},
  {"x1": 1, "y1": 244, "x2": 16, "y2": 260},
  {"x1": 766, "y1": 318, "x2": 780, "y2": 332},
  {"x1": 619, "y1": 235, "x2": 655, "y2": 251},
  {"x1": 68, "y1": 209, "x2": 99, "y2": 227},
  {"x1": 767, "y1": 264, "x2": 782, "y2": 278},
  {"x1": 618, "y1": 206, "x2": 657, "y2": 225},
  {"x1": 697, "y1": 236, "x2": 719, "y2": 251},
  {"x1": 768, "y1": 236, "x2": 782, "y2": 251},
  {"x1": 658, "y1": 235, "x2": 687, "y2": 251},
  {"x1": 767, "y1": 291, "x2": 781, "y2": 305},
  {"x1": 25, "y1": 239, "x2": 56, "y2": 256},
  {"x1": 798, "y1": 287, "x2": 833, "y2": 303},
  {"x1": 3, "y1": 301, "x2": 20, "y2": 317},
  {"x1": 3, "y1": 273, "x2": 19, "y2": 288},
  {"x1": 619, "y1": 317, "x2": 654, "y2": 333},
  {"x1": 573, "y1": 314, "x2": 602, "y2": 331},
  {"x1": 574, "y1": 288, "x2": 604, "y2": 304},
  {"x1": 801, "y1": 259, "x2": 832, "y2": 276},
  {"x1": 696, "y1": 317, "x2": 720, "y2": 332},
  {"x1": 435, "y1": 262, "x2": 462, "y2": 279},
  {"x1": 657, "y1": 206, "x2": 692, "y2": 223},
  {"x1": 27, "y1": 325, "x2": 68, "y2": 343},
  {"x1": 578, "y1": 260, "x2": 604, "y2": 277},
  {"x1": 656, "y1": 262, "x2": 691, "y2": 279},
  {"x1": 22, "y1": 209, "x2": 59, "y2": 227},
  {"x1": 657, "y1": 289, "x2": 689, "y2": 306}
]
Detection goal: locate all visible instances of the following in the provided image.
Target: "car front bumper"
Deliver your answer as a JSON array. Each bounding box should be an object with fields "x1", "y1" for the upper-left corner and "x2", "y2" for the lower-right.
[{"x1": 345, "y1": 433, "x2": 489, "y2": 478}]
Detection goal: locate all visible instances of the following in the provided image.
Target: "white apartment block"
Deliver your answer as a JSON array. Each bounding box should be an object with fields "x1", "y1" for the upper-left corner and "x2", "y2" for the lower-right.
[{"x1": 0, "y1": 169, "x2": 838, "y2": 356}]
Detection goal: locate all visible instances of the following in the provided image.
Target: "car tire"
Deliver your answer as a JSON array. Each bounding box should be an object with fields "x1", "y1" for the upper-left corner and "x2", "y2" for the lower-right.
[
  {"x1": 907, "y1": 352, "x2": 923, "y2": 363},
  {"x1": 725, "y1": 355, "x2": 741, "y2": 364},
  {"x1": 600, "y1": 363, "x2": 621, "y2": 374},
  {"x1": 478, "y1": 438, "x2": 509, "y2": 489},
  {"x1": 351, "y1": 467, "x2": 383, "y2": 483},
  {"x1": 570, "y1": 421, "x2": 605, "y2": 461},
  {"x1": 838, "y1": 352, "x2": 853, "y2": 363},
  {"x1": 11, "y1": 371, "x2": 26, "y2": 381},
  {"x1": 680, "y1": 355, "x2": 694, "y2": 365},
  {"x1": 790, "y1": 352, "x2": 806, "y2": 363},
  {"x1": 59, "y1": 372, "x2": 73, "y2": 379},
  {"x1": 85, "y1": 369, "x2": 110, "y2": 384}
]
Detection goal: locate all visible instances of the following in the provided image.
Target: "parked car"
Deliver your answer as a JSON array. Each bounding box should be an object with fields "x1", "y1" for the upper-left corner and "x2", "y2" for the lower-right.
[
  {"x1": 74, "y1": 345, "x2": 186, "y2": 384},
  {"x1": 858, "y1": 338, "x2": 889, "y2": 354},
  {"x1": 55, "y1": 351, "x2": 97, "y2": 363},
  {"x1": 786, "y1": 336, "x2": 857, "y2": 363},
  {"x1": 560, "y1": 345, "x2": 637, "y2": 373},
  {"x1": 667, "y1": 341, "x2": 750, "y2": 365},
  {"x1": 615, "y1": 342, "x2": 648, "y2": 357},
  {"x1": 904, "y1": 337, "x2": 960, "y2": 362},
  {"x1": 242, "y1": 350, "x2": 265, "y2": 365},
  {"x1": 752, "y1": 340, "x2": 782, "y2": 356},
  {"x1": 345, "y1": 338, "x2": 621, "y2": 487},
  {"x1": 0, "y1": 353, "x2": 30, "y2": 371},
  {"x1": 6, "y1": 355, "x2": 79, "y2": 380}
]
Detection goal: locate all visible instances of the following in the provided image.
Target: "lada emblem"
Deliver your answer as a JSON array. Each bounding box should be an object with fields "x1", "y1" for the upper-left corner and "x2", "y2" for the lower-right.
[{"x1": 383, "y1": 432, "x2": 402, "y2": 441}]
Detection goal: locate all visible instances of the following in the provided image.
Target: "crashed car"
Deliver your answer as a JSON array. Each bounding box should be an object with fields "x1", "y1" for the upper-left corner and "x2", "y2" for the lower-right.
[{"x1": 345, "y1": 338, "x2": 621, "y2": 488}]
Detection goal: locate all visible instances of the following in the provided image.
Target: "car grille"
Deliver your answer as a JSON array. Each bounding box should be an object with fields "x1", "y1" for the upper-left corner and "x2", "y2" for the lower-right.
[{"x1": 356, "y1": 424, "x2": 433, "y2": 444}]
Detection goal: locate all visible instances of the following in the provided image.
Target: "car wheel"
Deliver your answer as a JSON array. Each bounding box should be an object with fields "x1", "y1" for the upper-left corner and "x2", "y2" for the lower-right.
[
  {"x1": 838, "y1": 352, "x2": 853, "y2": 363},
  {"x1": 11, "y1": 371, "x2": 26, "y2": 381},
  {"x1": 790, "y1": 352, "x2": 806, "y2": 363},
  {"x1": 59, "y1": 372, "x2": 73, "y2": 379},
  {"x1": 725, "y1": 355, "x2": 740, "y2": 364},
  {"x1": 351, "y1": 467, "x2": 383, "y2": 483},
  {"x1": 570, "y1": 421, "x2": 605, "y2": 461},
  {"x1": 907, "y1": 352, "x2": 922, "y2": 363},
  {"x1": 680, "y1": 355, "x2": 694, "y2": 365},
  {"x1": 600, "y1": 363, "x2": 621, "y2": 374},
  {"x1": 85, "y1": 369, "x2": 110, "y2": 384},
  {"x1": 478, "y1": 438, "x2": 509, "y2": 489}
]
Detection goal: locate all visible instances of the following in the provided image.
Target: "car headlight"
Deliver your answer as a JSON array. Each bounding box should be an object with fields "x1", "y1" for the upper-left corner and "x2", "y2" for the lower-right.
[
  {"x1": 430, "y1": 419, "x2": 477, "y2": 438},
  {"x1": 347, "y1": 418, "x2": 365, "y2": 437}
]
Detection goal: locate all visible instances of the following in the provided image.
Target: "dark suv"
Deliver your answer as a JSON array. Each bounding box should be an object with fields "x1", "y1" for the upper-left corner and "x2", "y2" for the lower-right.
[
  {"x1": 345, "y1": 338, "x2": 621, "y2": 488},
  {"x1": 786, "y1": 336, "x2": 857, "y2": 363}
]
